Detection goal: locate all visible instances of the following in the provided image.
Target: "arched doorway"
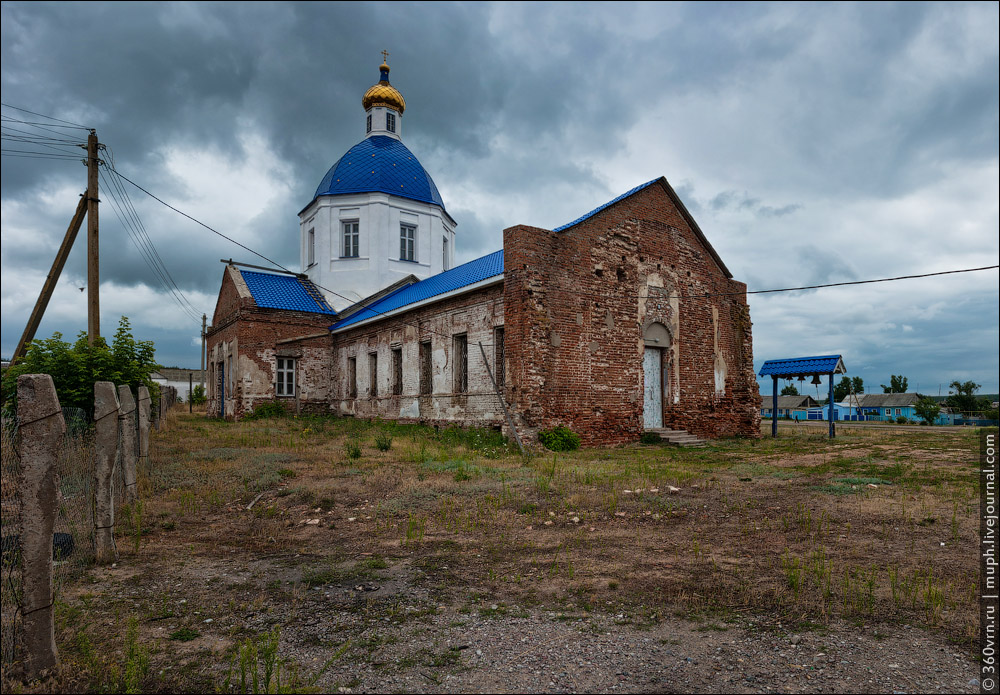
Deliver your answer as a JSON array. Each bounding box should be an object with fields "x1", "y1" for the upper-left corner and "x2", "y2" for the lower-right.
[{"x1": 643, "y1": 322, "x2": 671, "y2": 429}]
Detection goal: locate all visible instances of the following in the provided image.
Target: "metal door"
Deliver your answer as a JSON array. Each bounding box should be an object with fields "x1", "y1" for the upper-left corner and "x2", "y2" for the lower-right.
[{"x1": 643, "y1": 347, "x2": 663, "y2": 428}]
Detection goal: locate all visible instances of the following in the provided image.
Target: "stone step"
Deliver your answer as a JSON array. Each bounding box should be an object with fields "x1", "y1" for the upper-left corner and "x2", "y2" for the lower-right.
[{"x1": 644, "y1": 427, "x2": 708, "y2": 448}]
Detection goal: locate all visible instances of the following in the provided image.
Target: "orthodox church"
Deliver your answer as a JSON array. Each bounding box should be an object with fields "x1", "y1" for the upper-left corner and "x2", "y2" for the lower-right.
[{"x1": 206, "y1": 59, "x2": 760, "y2": 445}]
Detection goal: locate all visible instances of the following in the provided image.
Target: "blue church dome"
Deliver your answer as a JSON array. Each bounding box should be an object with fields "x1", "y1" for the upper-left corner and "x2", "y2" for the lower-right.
[{"x1": 311, "y1": 135, "x2": 446, "y2": 211}]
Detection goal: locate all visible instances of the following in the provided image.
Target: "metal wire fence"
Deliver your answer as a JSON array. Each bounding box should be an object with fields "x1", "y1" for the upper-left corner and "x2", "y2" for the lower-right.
[
  {"x1": 1, "y1": 412, "x2": 22, "y2": 670},
  {"x1": 1, "y1": 398, "x2": 138, "y2": 676}
]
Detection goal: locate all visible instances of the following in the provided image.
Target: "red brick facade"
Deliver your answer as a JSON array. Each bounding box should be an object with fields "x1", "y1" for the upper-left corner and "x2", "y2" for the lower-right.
[
  {"x1": 503, "y1": 180, "x2": 760, "y2": 445},
  {"x1": 206, "y1": 266, "x2": 333, "y2": 419},
  {"x1": 205, "y1": 179, "x2": 760, "y2": 444}
]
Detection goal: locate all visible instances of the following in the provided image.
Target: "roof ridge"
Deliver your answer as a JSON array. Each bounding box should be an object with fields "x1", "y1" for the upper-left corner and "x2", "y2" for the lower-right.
[{"x1": 553, "y1": 178, "x2": 660, "y2": 233}]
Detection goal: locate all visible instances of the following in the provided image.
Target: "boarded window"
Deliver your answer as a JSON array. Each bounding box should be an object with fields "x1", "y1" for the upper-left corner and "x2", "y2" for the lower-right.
[
  {"x1": 348, "y1": 357, "x2": 357, "y2": 398},
  {"x1": 391, "y1": 347, "x2": 403, "y2": 396},
  {"x1": 419, "y1": 341, "x2": 432, "y2": 395},
  {"x1": 276, "y1": 357, "x2": 295, "y2": 397},
  {"x1": 453, "y1": 334, "x2": 468, "y2": 394},
  {"x1": 493, "y1": 326, "x2": 505, "y2": 386},
  {"x1": 307, "y1": 228, "x2": 315, "y2": 266},
  {"x1": 369, "y1": 353, "x2": 378, "y2": 398}
]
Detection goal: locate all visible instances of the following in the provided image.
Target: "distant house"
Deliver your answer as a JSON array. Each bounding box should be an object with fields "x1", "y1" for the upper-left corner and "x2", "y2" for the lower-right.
[
  {"x1": 805, "y1": 393, "x2": 939, "y2": 423},
  {"x1": 761, "y1": 395, "x2": 819, "y2": 421},
  {"x1": 151, "y1": 368, "x2": 206, "y2": 403},
  {"x1": 852, "y1": 393, "x2": 922, "y2": 422}
]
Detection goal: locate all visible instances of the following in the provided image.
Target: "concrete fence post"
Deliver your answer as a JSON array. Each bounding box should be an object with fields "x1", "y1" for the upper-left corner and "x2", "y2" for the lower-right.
[
  {"x1": 117, "y1": 385, "x2": 138, "y2": 505},
  {"x1": 17, "y1": 374, "x2": 65, "y2": 678},
  {"x1": 137, "y1": 386, "x2": 150, "y2": 476},
  {"x1": 93, "y1": 382, "x2": 120, "y2": 565}
]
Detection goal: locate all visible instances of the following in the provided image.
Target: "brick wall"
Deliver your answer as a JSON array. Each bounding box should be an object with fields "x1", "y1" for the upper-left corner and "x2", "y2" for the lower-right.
[
  {"x1": 206, "y1": 266, "x2": 335, "y2": 419},
  {"x1": 330, "y1": 283, "x2": 507, "y2": 430},
  {"x1": 504, "y1": 180, "x2": 760, "y2": 445}
]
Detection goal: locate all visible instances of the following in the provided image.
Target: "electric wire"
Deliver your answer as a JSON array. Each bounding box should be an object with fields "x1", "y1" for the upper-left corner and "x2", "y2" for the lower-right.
[
  {"x1": 0, "y1": 103, "x2": 90, "y2": 129},
  {"x1": 98, "y1": 166, "x2": 202, "y2": 324},
  {"x1": 102, "y1": 146, "x2": 203, "y2": 320},
  {"x1": 107, "y1": 167, "x2": 1000, "y2": 351}
]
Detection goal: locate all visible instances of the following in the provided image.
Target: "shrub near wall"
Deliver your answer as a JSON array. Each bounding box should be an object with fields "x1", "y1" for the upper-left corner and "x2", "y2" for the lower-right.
[{"x1": 538, "y1": 426, "x2": 581, "y2": 452}]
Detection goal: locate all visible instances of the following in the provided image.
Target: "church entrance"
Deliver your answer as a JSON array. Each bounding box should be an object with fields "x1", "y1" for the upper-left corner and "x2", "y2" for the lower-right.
[{"x1": 643, "y1": 347, "x2": 663, "y2": 429}]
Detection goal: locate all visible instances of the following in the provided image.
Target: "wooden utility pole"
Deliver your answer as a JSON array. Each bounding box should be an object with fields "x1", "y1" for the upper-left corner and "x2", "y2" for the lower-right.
[
  {"x1": 86, "y1": 129, "x2": 101, "y2": 343},
  {"x1": 11, "y1": 194, "x2": 89, "y2": 364},
  {"x1": 201, "y1": 314, "x2": 207, "y2": 391}
]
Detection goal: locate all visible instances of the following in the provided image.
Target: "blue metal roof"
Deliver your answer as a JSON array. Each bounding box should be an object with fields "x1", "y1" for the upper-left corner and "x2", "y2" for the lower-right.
[
  {"x1": 241, "y1": 271, "x2": 337, "y2": 315},
  {"x1": 331, "y1": 250, "x2": 504, "y2": 331},
  {"x1": 553, "y1": 178, "x2": 660, "y2": 232},
  {"x1": 311, "y1": 135, "x2": 446, "y2": 211},
  {"x1": 758, "y1": 355, "x2": 845, "y2": 377}
]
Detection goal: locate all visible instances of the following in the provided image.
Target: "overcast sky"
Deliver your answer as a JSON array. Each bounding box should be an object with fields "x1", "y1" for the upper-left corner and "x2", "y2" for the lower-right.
[{"x1": 2, "y1": 1, "x2": 997, "y2": 396}]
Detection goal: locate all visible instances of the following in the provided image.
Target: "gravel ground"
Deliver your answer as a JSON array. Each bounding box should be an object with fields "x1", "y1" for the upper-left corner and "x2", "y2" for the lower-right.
[{"x1": 273, "y1": 597, "x2": 978, "y2": 694}]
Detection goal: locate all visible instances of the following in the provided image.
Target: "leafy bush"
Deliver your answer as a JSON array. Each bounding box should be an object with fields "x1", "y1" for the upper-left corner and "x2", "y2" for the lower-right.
[
  {"x1": 190, "y1": 384, "x2": 207, "y2": 405},
  {"x1": 245, "y1": 401, "x2": 287, "y2": 420},
  {"x1": 895, "y1": 416, "x2": 908, "y2": 424},
  {"x1": 538, "y1": 425, "x2": 581, "y2": 452},
  {"x1": 639, "y1": 432, "x2": 662, "y2": 445},
  {"x1": 2, "y1": 316, "x2": 158, "y2": 412},
  {"x1": 344, "y1": 440, "x2": 362, "y2": 460}
]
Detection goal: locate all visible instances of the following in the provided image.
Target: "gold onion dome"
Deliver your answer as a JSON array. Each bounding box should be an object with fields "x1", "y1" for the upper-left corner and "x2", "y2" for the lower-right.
[{"x1": 362, "y1": 60, "x2": 406, "y2": 114}]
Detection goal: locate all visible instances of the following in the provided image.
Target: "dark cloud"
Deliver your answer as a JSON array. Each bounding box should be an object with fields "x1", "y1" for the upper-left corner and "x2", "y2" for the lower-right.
[{"x1": 2, "y1": 1, "x2": 997, "y2": 388}]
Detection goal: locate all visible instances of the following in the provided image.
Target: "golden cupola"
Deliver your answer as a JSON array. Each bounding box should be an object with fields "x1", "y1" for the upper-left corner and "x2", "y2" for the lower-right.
[{"x1": 362, "y1": 59, "x2": 406, "y2": 114}]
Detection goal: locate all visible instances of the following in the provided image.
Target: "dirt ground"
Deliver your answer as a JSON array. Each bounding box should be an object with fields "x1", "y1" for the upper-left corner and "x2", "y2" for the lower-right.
[{"x1": 4, "y1": 411, "x2": 988, "y2": 693}]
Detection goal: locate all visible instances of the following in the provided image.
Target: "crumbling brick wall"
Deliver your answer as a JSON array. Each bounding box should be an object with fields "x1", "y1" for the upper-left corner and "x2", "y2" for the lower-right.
[
  {"x1": 504, "y1": 180, "x2": 760, "y2": 445},
  {"x1": 331, "y1": 284, "x2": 506, "y2": 430},
  {"x1": 206, "y1": 266, "x2": 335, "y2": 419}
]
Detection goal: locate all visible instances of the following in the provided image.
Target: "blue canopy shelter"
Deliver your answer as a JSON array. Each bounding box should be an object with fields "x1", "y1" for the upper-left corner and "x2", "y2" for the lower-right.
[{"x1": 758, "y1": 355, "x2": 846, "y2": 438}]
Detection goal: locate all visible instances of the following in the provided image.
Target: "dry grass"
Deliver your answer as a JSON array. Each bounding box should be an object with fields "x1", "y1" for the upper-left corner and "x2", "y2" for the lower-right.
[{"x1": 4, "y1": 407, "x2": 988, "y2": 691}]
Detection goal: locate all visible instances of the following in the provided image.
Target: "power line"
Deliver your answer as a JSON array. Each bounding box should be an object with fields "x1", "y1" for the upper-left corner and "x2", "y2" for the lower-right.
[
  {"x1": 108, "y1": 166, "x2": 998, "y2": 346},
  {"x1": 103, "y1": 145, "x2": 203, "y2": 319},
  {"x1": 0, "y1": 103, "x2": 90, "y2": 129},
  {"x1": 98, "y1": 165, "x2": 202, "y2": 324}
]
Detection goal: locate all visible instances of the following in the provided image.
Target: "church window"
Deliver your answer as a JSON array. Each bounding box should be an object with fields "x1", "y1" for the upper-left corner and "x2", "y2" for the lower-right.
[
  {"x1": 400, "y1": 223, "x2": 415, "y2": 261},
  {"x1": 419, "y1": 340, "x2": 432, "y2": 395},
  {"x1": 307, "y1": 228, "x2": 315, "y2": 266},
  {"x1": 342, "y1": 221, "x2": 359, "y2": 258},
  {"x1": 366, "y1": 114, "x2": 372, "y2": 133},
  {"x1": 493, "y1": 327, "x2": 505, "y2": 387},
  {"x1": 442, "y1": 236, "x2": 449, "y2": 270},
  {"x1": 391, "y1": 347, "x2": 403, "y2": 395},
  {"x1": 276, "y1": 357, "x2": 295, "y2": 397},
  {"x1": 386, "y1": 112, "x2": 396, "y2": 133},
  {"x1": 453, "y1": 334, "x2": 468, "y2": 394},
  {"x1": 369, "y1": 352, "x2": 378, "y2": 398},
  {"x1": 348, "y1": 357, "x2": 357, "y2": 398}
]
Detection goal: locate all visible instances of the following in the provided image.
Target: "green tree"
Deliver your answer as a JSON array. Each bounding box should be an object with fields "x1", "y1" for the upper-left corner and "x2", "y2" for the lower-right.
[
  {"x1": 915, "y1": 397, "x2": 940, "y2": 425},
  {"x1": 2, "y1": 317, "x2": 159, "y2": 412},
  {"x1": 780, "y1": 383, "x2": 799, "y2": 396},
  {"x1": 881, "y1": 375, "x2": 908, "y2": 393},
  {"x1": 833, "y1": 377, "x2": 852, "y2": 403},
  {"x1": 851, "y1": 376, "x2": 864, "y2": 395},
  {"x1": 947, "y1": 380, "x2": 982, "y2": 414}
]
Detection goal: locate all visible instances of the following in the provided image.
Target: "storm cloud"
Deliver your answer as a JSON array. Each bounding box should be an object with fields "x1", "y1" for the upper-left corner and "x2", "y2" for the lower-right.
[{"x1": 2, "y1": 1, "x2": 997, "y2": 392}]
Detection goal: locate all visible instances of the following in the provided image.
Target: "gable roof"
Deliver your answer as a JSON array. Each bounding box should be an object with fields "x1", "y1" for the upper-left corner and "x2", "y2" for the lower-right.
[
  {"x1": 240, "y1": 270, "x2": 337, "y2": 315},
  {"x1": 765, "y1": 395, "x2": 820, "y2": 409},
  {"x1": 553, "y1": 177, "x2": 733, "y2": 278},
  {"x1": 855, "y1": 393, "x2": 922, "y2": 408},
  {"x1": 330, "y1": 249, "x2": 504, "y2": 331},
  {"x1": 759, "y1": 355, "x2": 846, "y2": 377}
]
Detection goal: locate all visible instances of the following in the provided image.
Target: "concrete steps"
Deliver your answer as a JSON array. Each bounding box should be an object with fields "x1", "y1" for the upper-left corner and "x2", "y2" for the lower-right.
[{"x1": 644, "y1": 427, "x2": 708, "y2": 448}]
